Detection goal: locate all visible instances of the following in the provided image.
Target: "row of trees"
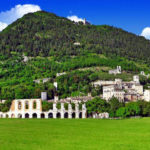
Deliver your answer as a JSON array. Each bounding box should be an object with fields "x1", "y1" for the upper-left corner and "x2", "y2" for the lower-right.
[{"x1": 86, "y1": 97, "x2": 150, "y2": 118}]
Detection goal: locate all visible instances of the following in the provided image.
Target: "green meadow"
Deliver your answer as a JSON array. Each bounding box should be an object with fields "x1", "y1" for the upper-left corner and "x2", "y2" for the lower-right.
[{"x1": 0, "y1": 118, "x2": 150, "y2": 150}]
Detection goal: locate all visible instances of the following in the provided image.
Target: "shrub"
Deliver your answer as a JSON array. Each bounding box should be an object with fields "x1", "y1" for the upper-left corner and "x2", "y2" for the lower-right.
[
  {"x1": 56, "y1": 102, "x2": 61, "y2": 109},
  {"x1": 0, "y1": 100, "x2": 12, "y2": 112},
  {"x1": 42, "y1": 101, "x2": 53, "y2": 112},
  {"x1": 64, "y1": 103, "x2": 68, "y2": 110},
  {"x1": 71, "y1": 103, "x2": 75, "y2": 110}
]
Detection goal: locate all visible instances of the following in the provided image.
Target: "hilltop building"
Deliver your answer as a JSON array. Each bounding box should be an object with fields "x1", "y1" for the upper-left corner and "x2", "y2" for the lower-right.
[{"x1": 109, "y1": 66, "x2": 121, "y2": 75}]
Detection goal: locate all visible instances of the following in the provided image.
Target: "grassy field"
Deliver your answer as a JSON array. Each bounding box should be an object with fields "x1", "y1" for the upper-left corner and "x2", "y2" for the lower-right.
[{"x1": 0, "y1": 118, "x2": 150, "y2": 150}]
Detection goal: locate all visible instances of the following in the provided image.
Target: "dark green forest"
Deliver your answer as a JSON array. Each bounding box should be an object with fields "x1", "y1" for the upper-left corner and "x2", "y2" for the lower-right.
[
  {"x1": 0, "y1": 11, "x2": 150, "y2": 63},
  {"x1": 0, "y1": 11, "x2": 150, "y2": 100}
]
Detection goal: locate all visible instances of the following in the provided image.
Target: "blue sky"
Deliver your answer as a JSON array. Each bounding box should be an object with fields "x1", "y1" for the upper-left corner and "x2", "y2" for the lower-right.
[{"x1": 0, "y1": 0, "x2": 150, "y2": 38}]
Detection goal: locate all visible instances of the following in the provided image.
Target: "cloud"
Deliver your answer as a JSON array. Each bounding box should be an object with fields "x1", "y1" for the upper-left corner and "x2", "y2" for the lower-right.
[
  {"x1": 0, "y1": 4, "x2": 41, "y2": 31},
  {"x1": 0, "y1": 22, "x2": 8, "y2": 31},
  {"x1": 141, "y1": 27, "x2": 150, "y2": 40},
  {"x1": 67, "y1": 15, "x2": 84, "y2": 23}
]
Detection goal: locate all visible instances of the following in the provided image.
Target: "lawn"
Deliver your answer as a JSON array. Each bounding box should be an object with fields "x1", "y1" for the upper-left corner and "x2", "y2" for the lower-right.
[{"x1": 0, "y1": 118, "x2": 150, "y2": 150}]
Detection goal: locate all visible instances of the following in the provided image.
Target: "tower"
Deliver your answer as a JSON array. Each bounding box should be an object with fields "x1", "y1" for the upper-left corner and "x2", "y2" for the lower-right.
[
  {"x1": 133, "y1": 75, "x2": 140, "y2": 84},
  {"x1": 41, "y1": 92, "x2": 47, "y2": 101},
  {"x1": 83, "y1": 18, "x2": 86, "y2": 25},
  {"x1": 54, "y1": 82, "x2": 59, "y2": 102}
]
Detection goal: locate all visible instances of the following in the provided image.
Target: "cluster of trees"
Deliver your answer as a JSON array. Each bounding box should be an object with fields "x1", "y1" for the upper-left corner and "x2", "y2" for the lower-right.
[
  {"x1": 86, "y1": 97, "x2": 150, "y2": 118},
  {"x1": 0, "y1": 50, "x2": 149, "y2": 100},
  {"x1": 0, "y1": 100, "x2": 12, "y2": 112}
]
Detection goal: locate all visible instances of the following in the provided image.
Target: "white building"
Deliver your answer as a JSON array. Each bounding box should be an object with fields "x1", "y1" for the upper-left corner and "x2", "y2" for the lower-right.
[
  {"x1": 133, "y1": 75, "x2": 140, "y2": 84},
  {"x1": 102, "y1": 75, "x2": 148, "y2": 102},
  {"x1": 144, "y1": 90, "x2": 150, "y2": 102},
  {"x1": 109, "y1": 66, "x2": 121, "y2": 75},
  {"x1": 103, "y1": 85, "x2": 125, "y2": 102}
]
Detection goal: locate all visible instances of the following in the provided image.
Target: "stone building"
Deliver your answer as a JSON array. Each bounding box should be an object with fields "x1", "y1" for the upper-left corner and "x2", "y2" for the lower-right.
[
  {"x1": 103, "y1": 85, "x2": 125, "y2": 102},
  {"x1": 109, "y1": 66, "x2": 121, "y2": 75},
  {"x1": 102, "y1": 75, "x2": 148, "y2": 102},
  {"x1": 144, "y1": 90, "x2": 150, "y2": 102},
  {"x1": 0, "y1": 98, "x2": 87, "y2": 119}
]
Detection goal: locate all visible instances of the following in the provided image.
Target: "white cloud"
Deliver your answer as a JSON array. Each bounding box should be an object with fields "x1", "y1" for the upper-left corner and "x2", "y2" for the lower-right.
[
  {"x1": 0, "y1": 4, "x2": 41, "y2": 31},
  {"x1": 0, "y1": 22, "x2": 8, "y2": 31},
  {"x1": 67, "y1": 15, "x2": 84, "y2": 23},
  {"x1": 141, "y1": 27, "x2": 150, "y2": 40}
]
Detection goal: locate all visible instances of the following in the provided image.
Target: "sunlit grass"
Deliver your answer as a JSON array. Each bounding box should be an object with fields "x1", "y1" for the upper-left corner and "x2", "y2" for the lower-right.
[{"x1": 0, "y1": 118, "x2": 150, "y2": 150}]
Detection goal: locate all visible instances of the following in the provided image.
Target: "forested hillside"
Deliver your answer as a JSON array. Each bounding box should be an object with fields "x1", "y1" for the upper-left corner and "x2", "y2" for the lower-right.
[
  {"x1": 0, "y1": 11, "x2": 150, "y2": 63},
  {"x1": 0, "y1": 11, "x2": 150, "y2": 101}
]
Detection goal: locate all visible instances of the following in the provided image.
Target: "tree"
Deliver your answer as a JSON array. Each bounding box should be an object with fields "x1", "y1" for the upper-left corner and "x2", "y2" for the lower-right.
[
  {"x1": 64, "y1": 103, "x2": 68, "y2": 110},
  {"x1": 56, "y1": 102, "x2": 61, "y2": 109},
  {"x1": 137, "y1": 100, "x2": 150, "y2": 116},
  {"x1": 86, "y1": 97, "x2": 109, "y2": 114},
  {"x1": 0, "y1": 100, "x2": 12, "y2": 112},
  {"x1": 116, "y1": 107, "x2": 128, "y2": 118},
  {"x1": 109, "y1": 97, "x2": 124, "y2": 117},
  {"x1": 125, "y1": 102, "x2": 140, "y2": 116},
  {"x1": 42, "y1": 101, "x2": 53, "y2": 112}
]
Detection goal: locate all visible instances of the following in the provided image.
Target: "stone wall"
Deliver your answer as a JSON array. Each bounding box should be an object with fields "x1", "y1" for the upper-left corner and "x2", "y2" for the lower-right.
[{"x1": 0, "y1": 100, "x2": 87, "y2": 119}]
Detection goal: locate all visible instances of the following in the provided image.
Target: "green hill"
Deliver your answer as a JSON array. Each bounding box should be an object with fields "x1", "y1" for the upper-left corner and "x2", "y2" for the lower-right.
[
  {"x1": 0, "y1": 11, "x2": 150, "y2": 101},
  {"x1": 0, "y1": 11, "x2": 150, "y2": 63}
]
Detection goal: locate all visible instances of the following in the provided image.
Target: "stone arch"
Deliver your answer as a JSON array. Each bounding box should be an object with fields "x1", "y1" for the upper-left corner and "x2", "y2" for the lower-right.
[
  {"x1": 72, "y1": 112, "x2": 75, "y2": 118},
  {"x1": 32, "y1": 113, "x2": 37, "y2": 118},
  {"x1": 41, "y1": 113, "x2": 45, "y2": 119},
  {"x1": 48, "y1": 113, "x2": 53, "y2": 118},
  {"x1": 56, "y1": 112, "x2": 61, "y2": 118},
  {"x1": 11, "y1": 114, "x2": 15, "y2": 118},
  {"x1": 18, "y1": 114, "x2": 22, "y2": 118},
  {"x1": 64, "y1": 112, "x2": 68, "y2": 118},
  {"x1": 33, "y1": 101, "x2": 37, "y2": 109},
  {"x1": 18, "y1": 101, "x2": 22, "y2": 110},
  {"x1": 6, "y1": 114, "x2": 9, "y2": 118},
  {"x1": 0, "y1": 114, "x2": 3, "y2": 118},
  {"x1": 25, "y1": 113, "x2": 29, "y2": 118},
  {"x1": 79, "y1": 112, "x2": 82, "y2": 118}
]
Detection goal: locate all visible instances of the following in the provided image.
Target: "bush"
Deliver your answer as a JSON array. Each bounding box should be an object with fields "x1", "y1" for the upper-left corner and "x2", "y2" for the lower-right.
[
  {"x1": 56, "y1": 102, "x2": 61, "y2": 109},
  {"x1": 0, "y1": 100, "x2": 12, "y2": 112},
  {"x1": 116, "y1": 107, "x2": 128, "y2": 118},
  {"x1": 64, "y1": 103, "x2": 68, "y2": 110},
  {"x1": 71, "y1": 103, "x2": 75, "y2": 110},
  {"x1": 42, "y1": 101, "x2": 53, "y2": 112}
]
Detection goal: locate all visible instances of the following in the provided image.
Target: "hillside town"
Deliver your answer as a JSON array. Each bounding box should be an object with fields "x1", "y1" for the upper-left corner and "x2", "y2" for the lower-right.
[{"x1": 0, "y1": 65, "x2": 150, "y2": 119}]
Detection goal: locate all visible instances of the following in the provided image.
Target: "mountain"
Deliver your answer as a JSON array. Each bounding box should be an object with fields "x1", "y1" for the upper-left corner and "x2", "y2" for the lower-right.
[
  {"x1": 0, "y1": 11, "x2": 150, "y2": 64},
  {"x1": 0, "y1": 11, "x2": 150, "y2": 101}
]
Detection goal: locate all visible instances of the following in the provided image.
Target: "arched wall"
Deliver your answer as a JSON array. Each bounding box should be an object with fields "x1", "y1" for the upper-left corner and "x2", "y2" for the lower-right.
[{"x1": 0, "y1": 102, "x2": 87, "y2": 119}]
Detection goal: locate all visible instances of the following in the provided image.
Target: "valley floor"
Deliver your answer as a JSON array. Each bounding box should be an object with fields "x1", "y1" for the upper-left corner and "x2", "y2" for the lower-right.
[{"x1": 0, "y1": 118, "x2": 150, "y2": 150}]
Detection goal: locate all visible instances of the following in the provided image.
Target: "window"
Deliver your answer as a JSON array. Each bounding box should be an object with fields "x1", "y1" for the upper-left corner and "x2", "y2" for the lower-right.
[
  {"x1": 33, "y1": 101, "x2": 37, "y2": 109},
  {"x1": 25, "y1": 101, "x2": 29, "y2": 109},
  {"x1": 18, "y1": 102, "x2": 22, "y2": 110}
]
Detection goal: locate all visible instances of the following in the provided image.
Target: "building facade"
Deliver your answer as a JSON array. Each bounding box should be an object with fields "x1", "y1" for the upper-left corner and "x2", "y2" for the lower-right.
[{"x1": 102, "y1": 75, "x2": 149, "y2": 102}]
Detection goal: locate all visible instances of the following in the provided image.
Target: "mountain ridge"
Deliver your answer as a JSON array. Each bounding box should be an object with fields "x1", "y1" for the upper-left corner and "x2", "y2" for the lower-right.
[{"x1": 0, "y1": 11, "x2": 150, "y2": 64}]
